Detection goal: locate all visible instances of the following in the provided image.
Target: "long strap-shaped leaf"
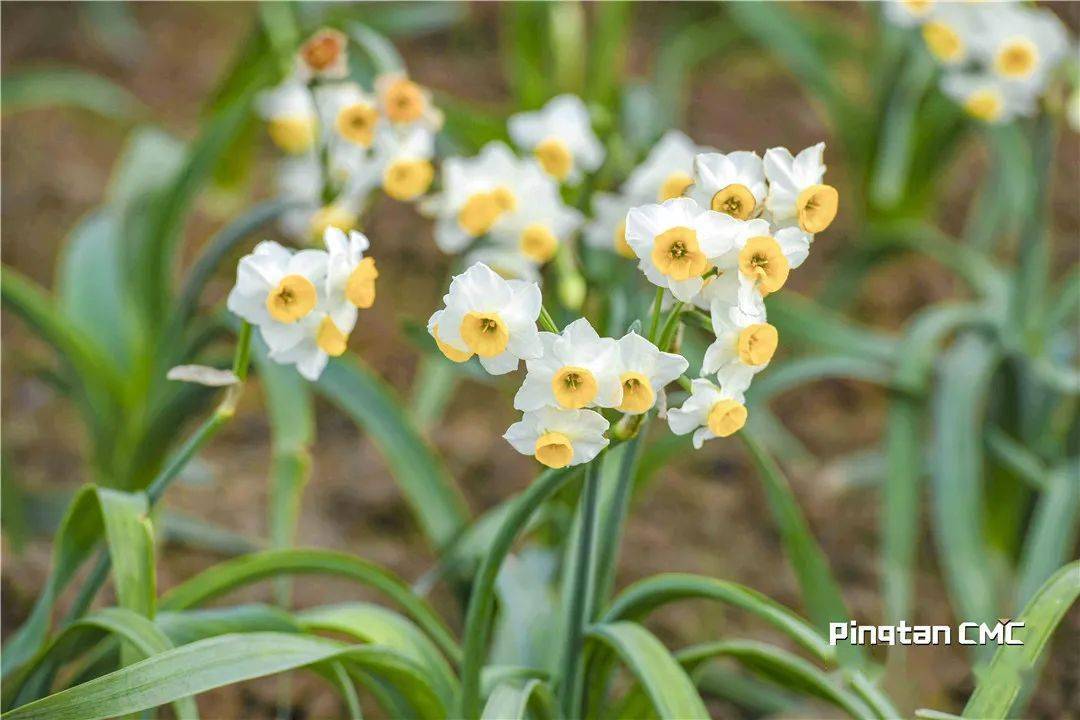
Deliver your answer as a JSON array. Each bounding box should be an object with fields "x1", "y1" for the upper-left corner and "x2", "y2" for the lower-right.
[
  {"x1": 1, "y1": 632, "x2": 444, "y2": 720},
  {"x1": 158, "y1": 548, "x2": 460, "y2": 665},
  {"x1": 586, "y1": 622, "x2": 709, "y2": 720},
  {"x1": 481, "y1": 679, "x2": 555, "y2": 720},
  {"x1": 315, "y1": 355, "x2": 470, "y2": 552},
  {"x1": 962, "y1": 561, "x2": 1080, "y2": 719},
  {"x1": 2, "y1": 485, "x2": 153, "y2": 678}
]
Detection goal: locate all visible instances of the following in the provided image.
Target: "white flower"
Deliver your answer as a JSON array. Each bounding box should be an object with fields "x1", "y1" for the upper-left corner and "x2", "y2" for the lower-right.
[
  {"x1": 503, "y1": 407, "x2": 609, "y2": 468},
  {"x1": 701, "y1": 286, "x2": 778, "y2": 392},
  {"x1": 763, "y1": 142, "x2": 838, "y2": 234},
  {"x1": 275, "y1": 154, "x2": 377, "y2": 241},
  {"x1": 264, "y1": 307, "x2": 352, "y2": 381},
  {"x1": 323, "y1": 227, "x2": 379, "y2": 328},
  {"x1": 257, "y1": 82, "x2": 317, "y2": 155},
  {"x1": 429, "y1": 262, "x2": 543, "y2": 374},
  {"x1": 623, "y1": 130, "x2": 709, "y2": 203},
  {"x1": 919, "y1": 4, "x2": 980, "y2": 68},
  {"x1": 315, "y1": 82, "x2": 380, "y2": 149},
  {"x1": 667, "y1": 378, "x2": 748, "y2": 449},
  {"x1": 687, "y1": 151, "x2": 767, "y2": 221},
  {"x1": 583, "y1": 191, "x2": 636, "y2": 259},
  {"x1": 488, "y1": 175, "x2": 584, "y2": 265},
  {"x1": 970, "y1": 4, "x2": 1069, "y2": 92},
  {"x1": 883, "y1": 0, "x2": 935, "y2": 29},
  {"x1": 713, "y1": 218, "x2": 810, "y2": 297},
  {"x1": 940, "y1": 72, "x2": 1037, "y2": 124},
  {"x1": 686, "y1": 267, "x2": 741, "y2": 311},
  {"x1": 514, "y1": 318, "x2": 621, "y2": 411},
  {"x1": 375, "y1": 125, "x2": 436, "y2": 201},
  {"x1": 612, "y1": 332, "x2": 688, "y2": 414},
  {"x1": 463, "y1": 246, "x2": 542, "y2": 283},
  {"x1": 375, "y1": 71, "x2": 443, "y2": 132},
  {"x1": 508, "y1": 94, "x2": 604, "y2": 183},
  {"x1": 624, "y1": 197, "x2": 735, "y2": 302}
]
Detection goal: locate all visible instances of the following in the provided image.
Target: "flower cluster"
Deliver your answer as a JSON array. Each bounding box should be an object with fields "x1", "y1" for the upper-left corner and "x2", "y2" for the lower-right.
[
  {"x1": 257, "y1": 28, "x2": 443, "y2": 241},
  {"x1": 886, "y1": 0, "x2": 1072, "y2": 123},
  {"x1": 228, "y1": 227, "x2": 378, "y2": 380}
]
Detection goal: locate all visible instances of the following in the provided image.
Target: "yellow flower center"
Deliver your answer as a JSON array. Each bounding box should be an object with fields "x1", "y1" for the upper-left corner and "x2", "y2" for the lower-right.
[
  {"x1": 491, "y1": 186, "x2": 517, "y2": 212},
  {"x1": 613, "y1": 219, "x2": 635, "y2": 259},
  {"x1": 458, "y1": 187, "x2": 516, "y2": 237},
  {"x1": 345, "y1": 257, "x2": 378, "y2": 309},
  {"x1": 964, "y1": 90, "x2": 1003, "y2": 123},
  {"x1": 796, "y1": 184, "x2": 838, "y2": 234},
  {"x1": 995, "y1": 39, "x2": 1038, "y2": 79},
  {"x1": 738, "y1": 236, "x2": 790, "y2": 295},
  {"x1": 922, "y1": 21, "x2": 963, "y2": 63},
  {"x1": 267, "y1": 117, "x2": 316, "y2": 155},
  {"x1": 901, "y1": 0, "x2": 932, "y2": 15},
  {"x1": 310, "y1": 205, "x2": 359, "y2": 241},
  {"x1": 551, "y1": 366, "x2": 598, "y2": 409},
  {"x1": 519, "y1": 224, "x2": 559, "y2": 263},
  {"x1": 266, "y1": 274, "x2": 317, "y2": 323},
  {"x1": 651, "y1": 226, "x2": 708, "y2": 281},
  {"x1": 432, "y1": 324, "x2": 473, "y2": 363},
  {"x1": 658, "y1": 172, "x2": 694, "y2": 202},
  {"x1": 711, "y1": 183, "x2": 756, "y2": 220},
  {"x1": 316, "y1": 316, "x2": 348, "y2": 356},
  {"x1": 737, "y1": 323, "x2": 779, "y2": 366},
  {"x1": 384, "y1": 78, "x2": 425, "y2": 123},
  {"x1": 707, "y1": 399, "x2": 747, "y2": 438},
  {"x1": 534, "y1": 137, "x2": 574, "y2": 181},
  {"x1": 383, "y1": 159, "x2": 435, "y2": 201},
  {"x1": 535, "y1": 431, "x2": 574, "y2": 469},
  {"x1": 460, "y1": 312, "x2": 509, "y2": 357},
  {"x1": 618, "y1": 372, "x2": 655, "y2": 414},
  {"x1": 336, "y1": 103, "x2": 379, "y2": 147},
  {"x1": 301, "y1": 30, "x2": 345, "y2": 72}
]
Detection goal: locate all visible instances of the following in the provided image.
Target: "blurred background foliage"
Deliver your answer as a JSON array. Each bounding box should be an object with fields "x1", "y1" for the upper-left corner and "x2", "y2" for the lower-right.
[{"x1": 2, "y1": 2, "x2": 1077, "y2": 718}]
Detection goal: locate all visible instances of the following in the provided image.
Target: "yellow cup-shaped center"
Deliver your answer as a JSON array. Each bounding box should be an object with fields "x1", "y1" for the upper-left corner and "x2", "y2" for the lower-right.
[
  {"x1": 963, "y1": 90, "x2": 1003, "y2": 123},
  {"x1": 552, "y1": 366, "x2": 599, "y2": 409},
  {"x1": 520, "y1": 224, "x2": 559, "y2": 263},
  {"x1": 711, "y1": 183, "x2": 756, "y2": 220},
  {"x1": 535, "y1": 431, "x2": 574, "y2": 469},
  {"x1": 460, "y1": 311, "x2": 509, "y2": 357},
  {"x1": 384, "y1": 79, "x2": 425, "y2": 123},
  {"x1": 346, "y1": 257, "x2": 379, "y2": 309},
  {"x1": 796, "y1": 184, "x2": 838, "y2": 234},
  {"x1": 302, "y1": 32, "x2": 344, "y2": 72},
  {"x1": 266, "y1": 274, "x2": 317, "y2": 323},
  {"x1": 995, "y1": 39, "x2": 1038, "y2": 78},
  {"x1": 738, "y1": 235, "x2": 790, "y2": 295},
  {"x1": 267, "y1": 117, "x2": 316, "y2": 155},
  {"x1": 534, "y1": 137, "x2": 574, "y2": 181},
  {"x1": 383, "y1": 160, "x2": 434, "y2": 201},
  {"x1": 316, "y1": 316, "x2": 349, "y2": 356},
  {"x1": 707, "y1": 399, "x2": 747, "y2": 438},
  {"x1": 336, "y1": 103, "x2": 378, "y2": 147},
  {"x1": 922, "y1": 21, "x2": 963, "y2": 63},
  {"x1": 658, "y1": 172, "x2": 694, "y2": 202},
  {"x1": 652, "y1": 226, "x2": 708, "y2": 281},
  {"x1": 737, "y1": 323, "x2": 778, "y2": 366},
  {"x1": 458, "y1": 193, "x2": 502, "y2": 237},
  {"x1": 433, "y1": 324, "x2": 473, "y2": 363},
  {"x1": 613, "y1": 219, "x2": 635, "y2": 259},
  {"x1": 310, "y1": 205, "x2": 359, "y2": 241},
  {"x1": 618, "y1": 372, "x2": 655, "y2": 414},
  {"x1": 491, "y1": 186, "x2": 517, "y2": 213}
]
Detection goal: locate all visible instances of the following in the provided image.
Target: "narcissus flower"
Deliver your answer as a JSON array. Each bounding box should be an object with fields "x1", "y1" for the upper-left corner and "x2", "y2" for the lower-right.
[
  {"x1": 504, "y1": 407, "x2": 609, "y2": 468},
  {"x1": 940, "y1": 73, "x2": 1034, "y2": 124},
  {"x1": 375, "y1": 71, "x2": 443, "y2": 132},
  {"x1": 613, "y1": 332, "x2": 688, "y2": 414},
  {"x1": 714, "y1": 219, "x2": 810, "y2": 297},
  {"x1": 972, "y1": 4, "x2": 1069, "y2": 91},
  {"x1": 883, "y1": 0, "x2": 935, "y2": 29},
  {"x1": 296, "y1": 28, "x2": 349, "y2": 80},
  {"x1": 258, "y1": 82, "x2": 318, "y2": 155},
  {"x1": 376, "y1": 125, "x2": 436, "y2": 201},
  {"x1": 625, "y1": 197, "x2": 735, "y2": 302},
  {"x1": 514, "y1": 319, "x2": 620, "y2": 411},
  {"x1": 702, "y1": 287, "x2": 777, "y2": 391},
  {"x1": 623, "y1": 130, "x2": 708, "y2": 203},
  {"x1": 764, "y1": 143, "x2": 838, "y2": 235},
  {"x1": 688, "y1": 151, "x2": 767, "y2": 221},
  {"x1": 316, "y1": 82, "x2": 380, "y2": 149},
  {"x1": 429, "y1": 262, "x2": 543, "y2": 374},
  {"x1": 667, "y1": 378, "x2": 749, "y2": 449},
  {"x1": 919, "y1": 5, "x2": 977, "y2": 67},
  {"x1": 489, "y1": 175, "x2": 583, "y2": 266},
  {"x1": 324, "y1": 227, "x2": 379, "y2": 317},
  {"x1": 508, "y1": 94, "x2": 604, "y2": 184},
  {"x1": 583, "y1": 192, "x2": 636, "y2": 259}
]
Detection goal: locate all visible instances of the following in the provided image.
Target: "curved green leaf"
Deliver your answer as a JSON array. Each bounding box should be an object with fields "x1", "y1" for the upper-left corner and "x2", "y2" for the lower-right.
[
  {"x1": 748, "y1": 355, "x2": 895, "y2": 403},
  {"x1": 481, "y1": 679, "x2": 554, "y2": 720},
  {"x1": 765, "y1": 292, "x2": 897, "y2": 362},
  {"x1": 1015, "y1": 460, "x2": 1080, "y2": 607},
  {"x1": 1, "y1": 69, "x2": 145, "y2": 119}
]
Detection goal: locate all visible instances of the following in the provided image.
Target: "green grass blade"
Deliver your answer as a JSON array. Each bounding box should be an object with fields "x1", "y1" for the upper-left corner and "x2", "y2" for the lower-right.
[
  {"x1": 765, "y1": 293, "x2": 898, "y2": 363},
  {"x1": 409, "y1": 356, "x2": 460, "y2": 431},
  {"x1": 502, "y1": 2, "x2": 550, "y2": 109},
  {"x1": 0, "y1": 69, "x2": 145, "y2": 120},
  {"x1": 1015, "y1": 461, "x2": 1080, "y2": 608},
  {"x1": 584, "y1": 1, "x2": 628, "y2": 106},
  {"x1": 155, "y1": 604, "x2": 300, "y2": 646},
  {"x1": 157, "y1": 548, "x2": 460, "y2": 665},
  {"x1": 593, "y1": 432, "x2": 645, "y2": 609},
  {"x1": 586, "y1": 622, "x2": 709, "y2": 720},
  {"x1": 482, "y1": 679, "x2": 554, "y2": 720},
  {"x1": 315, "y1": 356, "x2": 469, "y2": 552},
  {"x1": 962, "y1": 561, "x2": 1080, "y2": 718},
  {"x1": 747, "y1": 355, "x2": 895, "y2": 403}
]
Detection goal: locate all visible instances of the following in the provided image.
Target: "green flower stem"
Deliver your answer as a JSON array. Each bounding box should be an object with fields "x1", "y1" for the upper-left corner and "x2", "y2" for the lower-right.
[
  {"x1": 458, "y1": 468, "x2": 580, "y2": 718},
  {"x1": 646, "y1": 288, "x2": 664, "y2": 342},
  {"x1": 677, "y1": 375, "x2": 693, "y2": 393},
  {"x1": 657, "y1": 301, "x2": 686, "y2": 351},
  {"x1": 560, "y1": 460, "x2": 602, "y2": 719},
  {"x1": 539, "y1": 305, "x2": 560, "y2": 334}
]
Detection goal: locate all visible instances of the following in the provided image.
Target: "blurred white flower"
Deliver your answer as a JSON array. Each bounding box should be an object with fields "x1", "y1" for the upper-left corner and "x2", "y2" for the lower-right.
[
  {"x1": 612, "y1": 332, "x2": 688, "y2": 414},
  {"x1": 667, "y1": 378, "x2": 748, "y2": 449},
  {"x1": 623, "y1": 130, "x2": 709, "y2": 203},
  {"x1": 624, "y1": 196, "x2": 735, "y2": 302},
  {"x1": 973, "y1": 4, "x2": 1068, "y2": 90},
  {"x1": 583, "y1": 191, "x2": 636, "y2": 258},
  {"x1": 687, "y1": 151, "x2": 767, "y2": 221},
  {"x1": 503, "y1": 407, "x2": 609, "y2": 468},
  {"x1": 883, "y1": 0, "x2": 935, "y2": 29},
  {"x1": 514, "y1": 318, "x2": 621, "y2": 411},
  {"x1": 429, "y1": 262, "x2": 543, "y2": 374},
  {"x1": 324, "y1": 227, "x2": 379, "y2": 318},
  {"x1": 257, "y1": 82, "x2": 318, "y2": 155},
  {"x1": 701, "y1": 286, "x2": 777, "y2": 392},
  {"x1": 315, "y1": 82, "x2": 380, "y2": 149},
  {"x1": 763, "y1": 142, "x2": 838, "y2": 234},
  {"x1": 375, "y1": 125, "x2": 436, "y2": 201},
  {"x1": 919, "y1": 4, "x2": 979, "y2": 67},
  {"x1": 375, "y1": 71, "x2": 443, "y2": 133},
  {"x1": 940, "y1": 72, "x2": 1036, "y2": 124},
  {"x1": 489, "y1": 175, "x2": 584, "y2": 265},
  {"x1": 508, "y1": 94, "x2": 604, "y2": 183}
]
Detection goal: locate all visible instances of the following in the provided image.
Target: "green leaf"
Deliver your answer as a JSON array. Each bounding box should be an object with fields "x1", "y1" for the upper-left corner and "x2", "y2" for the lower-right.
[
  {"x1": 0, "y1": 69, "x2": 145, "y2": 120},
  {"x1": 158, "y1": 548, "x2": 460, "y2": 665},
  {"x1": 747, "y1": 355, "x2": 895, "y2": 403},
  {"x1": 409, "y1": 356, "x2": 460, "y2": 431},
  {"x1": 765, "y1": 293, "x2": 898, "y2": 363},
  {"x1": 315, "y1": 355, "x2": 470, "y2": 551},
  {"x1": 1015, "y1": 461, "x2": 1080, "y2": 608},
  {"x1": 586, "y1": 622, "x2": 709, "y2": 720},
  {"x1": 962, "y1": 561, "x2": 1080, "y2": 718},
  {"x1": 502, "y1": 2, "x2": 550, "y2": 109},
  {"x1": 350, "y1": 22, "x2": 405, "y2": 76},
  {"x1": 2, "y1": 632, "x2": 445, "y2": 720},
  {"x1": 481, "y1": 679, "x2": 554, "y2": 720},
  {"x1": 584, "y1": 1, "x2": 629, "y2": 105}
]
